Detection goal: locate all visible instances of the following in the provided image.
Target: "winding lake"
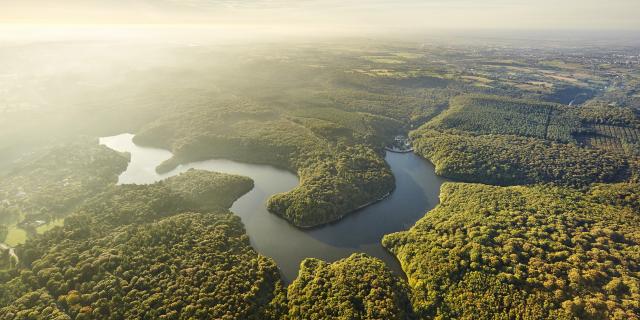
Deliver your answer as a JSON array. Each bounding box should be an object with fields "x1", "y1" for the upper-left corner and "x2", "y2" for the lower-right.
[{"x1": 100, "y1": 133, "x2": 447, "y2": 283}]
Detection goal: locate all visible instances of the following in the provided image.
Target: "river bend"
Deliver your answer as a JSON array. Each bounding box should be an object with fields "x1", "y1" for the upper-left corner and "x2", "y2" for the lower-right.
[{"x1": 100, "y1": 133, "x2": 446, "y2": 283}]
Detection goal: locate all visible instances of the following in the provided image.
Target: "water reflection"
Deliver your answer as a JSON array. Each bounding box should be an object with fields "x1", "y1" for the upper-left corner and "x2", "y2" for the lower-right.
[{"x1": 100, "y1": 133, "x2": 447, "y2": 283}]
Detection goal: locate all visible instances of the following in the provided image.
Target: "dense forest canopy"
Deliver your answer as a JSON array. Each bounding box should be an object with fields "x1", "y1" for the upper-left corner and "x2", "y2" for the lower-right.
[
  {"x1": 411, "y1": 128, "x2": 631, "y2": 186},
  {"x1": 383, "y1": 183, "x2": 640, "y2": 319},
  {"x1": 1, "y1": 213, "x2": 286, "y2": 320},
  {"x1": 0, "y1": 170, "x2": 280, "y2": 319},
  {"x1": 412, "y1": 94, "x2": 638, "y2": 186},
  {"x1": 0, "y1": 140, "x2": 129, "y2": 220},
  {"x1": 0, "y1": 38, "x2": 639, "y2": 319},
  {"x1": 426, "y1": 95, "x2": 581, "y2": 142},
  {"x1": 287, "y1": 254, "x2": 414, "y2": 320}
]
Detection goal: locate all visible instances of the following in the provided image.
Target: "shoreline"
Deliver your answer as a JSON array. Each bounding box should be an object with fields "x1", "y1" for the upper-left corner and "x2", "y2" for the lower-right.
[
  {"x1": 384, "y1": 147, "x2": 414, "y2": 153},
  {"x1": 103, "y1": 133, "x2": 441, "y2": 284},
  {"x1": 294, "y1": 190, "x2": 394, "y2": 230}
]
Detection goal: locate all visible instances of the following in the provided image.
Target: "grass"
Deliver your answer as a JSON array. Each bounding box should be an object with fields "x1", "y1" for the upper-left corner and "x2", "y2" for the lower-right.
[
  {"x1": 35, "y1": 219, "x2": 65, "y2": 234},
  {"x1": 4, "y1": 226, "x2": 26, "y2": 246}
]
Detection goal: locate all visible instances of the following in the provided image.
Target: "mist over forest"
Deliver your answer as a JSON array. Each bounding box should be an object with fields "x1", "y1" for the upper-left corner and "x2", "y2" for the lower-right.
[{"x1": 1, "y1": 1, "x2": 639, "y2": 319}]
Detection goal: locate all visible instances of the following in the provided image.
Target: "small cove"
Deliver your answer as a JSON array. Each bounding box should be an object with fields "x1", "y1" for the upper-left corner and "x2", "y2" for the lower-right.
[{"x1": 100, "y1": 133, "x2": 447, "y2": 283}]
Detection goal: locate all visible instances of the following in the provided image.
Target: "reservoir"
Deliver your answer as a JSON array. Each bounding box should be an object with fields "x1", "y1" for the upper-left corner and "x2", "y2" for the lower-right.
[{"x1": 100, "y1": 133, "x2": 447, "y2": 283}]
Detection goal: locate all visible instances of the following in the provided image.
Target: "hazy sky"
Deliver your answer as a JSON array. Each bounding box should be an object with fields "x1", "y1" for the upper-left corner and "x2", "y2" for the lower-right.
[{"x1": 2, "y1": 0, "x2": 639, "y2": 31}]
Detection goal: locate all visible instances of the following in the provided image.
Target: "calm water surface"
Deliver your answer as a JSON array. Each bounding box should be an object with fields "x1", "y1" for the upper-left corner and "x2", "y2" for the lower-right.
[{"x1": 100, "y1": 133, "x2": 447, "y2": 283}]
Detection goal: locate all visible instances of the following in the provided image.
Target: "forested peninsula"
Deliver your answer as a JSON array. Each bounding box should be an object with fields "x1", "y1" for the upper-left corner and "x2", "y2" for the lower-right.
[{"x1": 1, "y1": 41, "x2": 639, "y2": 319}]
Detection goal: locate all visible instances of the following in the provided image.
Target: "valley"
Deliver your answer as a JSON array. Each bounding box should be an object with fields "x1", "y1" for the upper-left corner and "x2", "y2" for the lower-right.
[{"x1": 0, "y1": 36, "x2": 638, "y2": 319}]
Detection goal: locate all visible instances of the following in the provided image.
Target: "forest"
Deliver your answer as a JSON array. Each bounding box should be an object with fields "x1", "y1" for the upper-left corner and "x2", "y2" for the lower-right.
[
  {"x1": 411, "y1": 128, "x2": 631, "y2": 186},
  {"x1": 287, "y1": 254, "x2": 414, "y2": 320},
  {"x1": 0, "y1": 139, "x2": 129, "y2": 221},
  {"x1": 0, "y1": 166, "x2": 419, "y2": 319},
  {"x1": 412, "y1": 94, "x2": 637, "y2": 186},
  {"x1": 0, "y1": 40, "x2": 639, "y2": 319},
  {"x1": 131, "y1": 92, "x2": 400, "y2": 227},
  {"x1": 0, "y1": 140, "x2": 130, "y2": 248},
  {"x1": 0, "y1": 170, "x2": 284, "y2": 319},
  {"x1": 382, "y1": 183, "x2": 640, "y2": 319},
  {"x1": 1, "y1": 213, "x2": 286, "y2": 320},
  {"x1": 426, "y1": 95, "x2": 581, "y2": 142}
]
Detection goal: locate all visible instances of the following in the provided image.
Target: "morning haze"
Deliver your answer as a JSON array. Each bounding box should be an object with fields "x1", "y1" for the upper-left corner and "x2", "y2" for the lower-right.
[
  {"x1": 2, "y1": 0, "x2": 639, "y2": 32},
  {"x1": 0, "y1": 0, "x2": 639, "y2": 319}
]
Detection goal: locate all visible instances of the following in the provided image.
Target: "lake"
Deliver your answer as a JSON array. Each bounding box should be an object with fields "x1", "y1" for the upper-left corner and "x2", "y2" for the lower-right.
[{"x1": 100, "y1": 133, "x2": 447, "y2": 283}]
